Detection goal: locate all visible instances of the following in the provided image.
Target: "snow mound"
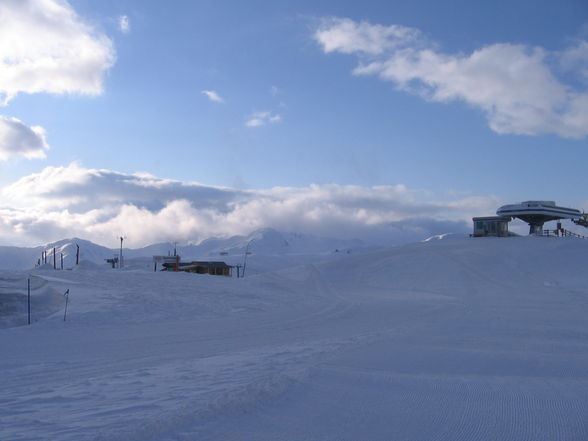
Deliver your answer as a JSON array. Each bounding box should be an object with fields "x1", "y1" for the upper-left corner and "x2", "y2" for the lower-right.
[
  {"x1": 35, "y1": 263, "x2": 55, "y2": 270},
  {"x1": 0, "y1": 274, "x2": 65, "y2": 328},
  {"x1": 72, "y1": 260, "x2": 107, "y2": 270}
]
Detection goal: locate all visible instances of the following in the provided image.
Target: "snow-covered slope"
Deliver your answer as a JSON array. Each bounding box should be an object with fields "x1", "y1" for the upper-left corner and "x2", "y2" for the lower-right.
[
  {"x1": 193, "y1": 228, "x2": 364, "y2": 255},
  {"x1": 1, "y1": 235, "x2": 587, "y2": 440},
  {"x1": 0, "y1": 244, "x2": 43, "y2": 270},
  {"x1": 0, "y1": 237, "x2": 114, "y2": 270}
]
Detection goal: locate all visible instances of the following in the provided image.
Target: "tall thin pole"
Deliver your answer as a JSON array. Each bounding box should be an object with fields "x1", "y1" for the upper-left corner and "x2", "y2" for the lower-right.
[
  {"x1": 53, "y1": 247, "x2": 56, "y2": 270},
  {"x1": 27, "y1": 278, "x2": 31, "y2": 325},
  {"x1": 119, "y1": 237, "x2": 124, "y2": 269},
  {"x1": 242, "y1": 241, "x2": 252, "y2": 278},
  {"x1": 63, "y1": 289, "x2": 69, "y2": 322},
  {"x1": 76, "y1": 244, "x2": 80, "y2": 265}
]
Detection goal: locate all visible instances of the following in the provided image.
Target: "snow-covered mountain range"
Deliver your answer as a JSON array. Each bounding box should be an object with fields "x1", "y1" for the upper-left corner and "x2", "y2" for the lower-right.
[{"x1": 0, "y1": 228, "x2": 368, "y2": 270}]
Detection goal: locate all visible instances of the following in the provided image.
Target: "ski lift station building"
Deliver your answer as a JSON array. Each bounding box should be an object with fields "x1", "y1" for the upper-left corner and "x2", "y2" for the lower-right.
[
  {"x1": 473, "y1": 200, "x2": 586, "y2": 237},
  {"x1": 472, "y1": 216, "x2": 511, "y2": 237}
]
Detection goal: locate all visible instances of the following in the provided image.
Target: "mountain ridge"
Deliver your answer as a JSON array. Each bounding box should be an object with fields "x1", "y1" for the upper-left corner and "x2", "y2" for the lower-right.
[{"x1": 0, "y1": 228, "x2": 369, "y2": 270}]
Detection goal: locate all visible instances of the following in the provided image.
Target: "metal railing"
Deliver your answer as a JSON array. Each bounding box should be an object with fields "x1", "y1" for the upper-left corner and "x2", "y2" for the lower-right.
[{"x1": 542, "y1": 229, "x2": 588, "y2": 239}]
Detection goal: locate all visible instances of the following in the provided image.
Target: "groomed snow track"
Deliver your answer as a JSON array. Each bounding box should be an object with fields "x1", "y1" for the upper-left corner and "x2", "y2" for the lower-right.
[{"x1": 1, "y1": 236, "x2": 588, "y2": 440}]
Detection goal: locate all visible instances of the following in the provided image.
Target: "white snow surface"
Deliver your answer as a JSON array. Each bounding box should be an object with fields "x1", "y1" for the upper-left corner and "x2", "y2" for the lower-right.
[{"x1": 1, "y1": 235, "x2": 588, "y2": 440}]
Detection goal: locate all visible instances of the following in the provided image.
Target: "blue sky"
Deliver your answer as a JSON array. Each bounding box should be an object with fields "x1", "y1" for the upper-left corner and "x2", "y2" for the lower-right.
[{"x1": 0, "y1": 0, "x2": 587, "y2": 247}]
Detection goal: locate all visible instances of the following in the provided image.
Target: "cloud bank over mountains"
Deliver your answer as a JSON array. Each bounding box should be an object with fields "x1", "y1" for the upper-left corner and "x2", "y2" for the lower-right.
[
  {"x1": 315, "y1": 17, "x2": 588, "y2": 138},
  {"x1": 3, "y1": 6, "x2": 580, "y2": 248},
  {"x1": 0, "y1": 164, "x2": 496, "y2": 247}
]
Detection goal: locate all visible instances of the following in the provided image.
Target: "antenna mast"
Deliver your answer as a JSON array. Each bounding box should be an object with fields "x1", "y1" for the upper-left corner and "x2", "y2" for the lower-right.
[{"x1": 119, "y1": 236, "x2": 124, "y2": 269}]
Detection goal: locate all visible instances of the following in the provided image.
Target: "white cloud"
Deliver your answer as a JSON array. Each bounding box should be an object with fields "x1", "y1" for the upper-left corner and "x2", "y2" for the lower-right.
[
  {"x1": 118, "y1": 15, "x2": 130, "y2": 34},
  {"x1": 315, "y1": 17, "x2": 421, "y2": 55},
  {"x1": 0, "y1": 0, "x2": 115, "y2": 105},
  {"x1": 2, "y1": 163, "x2": 241, "y2": 212},
  {"x1": 560, "y1": 40, "x2": 588, "y2": 81},
  {"x1": 245, "y1": 111, "x2": 282, "y2": 127},
  {"x1": 0, "y1": 164, "x2": 499, "y2": 247},
  {"x1": 0, "y1": 116, "x2": 49, "y2": 161},
  {"x1": 314, "y1": 17, "x2": 588, "y2": 139},
  {"x1": 202, "y1": 90, "x2": 224, "y2": 103}
]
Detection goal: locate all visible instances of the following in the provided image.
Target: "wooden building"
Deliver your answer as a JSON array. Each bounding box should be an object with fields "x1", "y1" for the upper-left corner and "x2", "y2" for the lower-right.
[{"x1": 162, "y1": 260, "x2": 233, "y2": 277}]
